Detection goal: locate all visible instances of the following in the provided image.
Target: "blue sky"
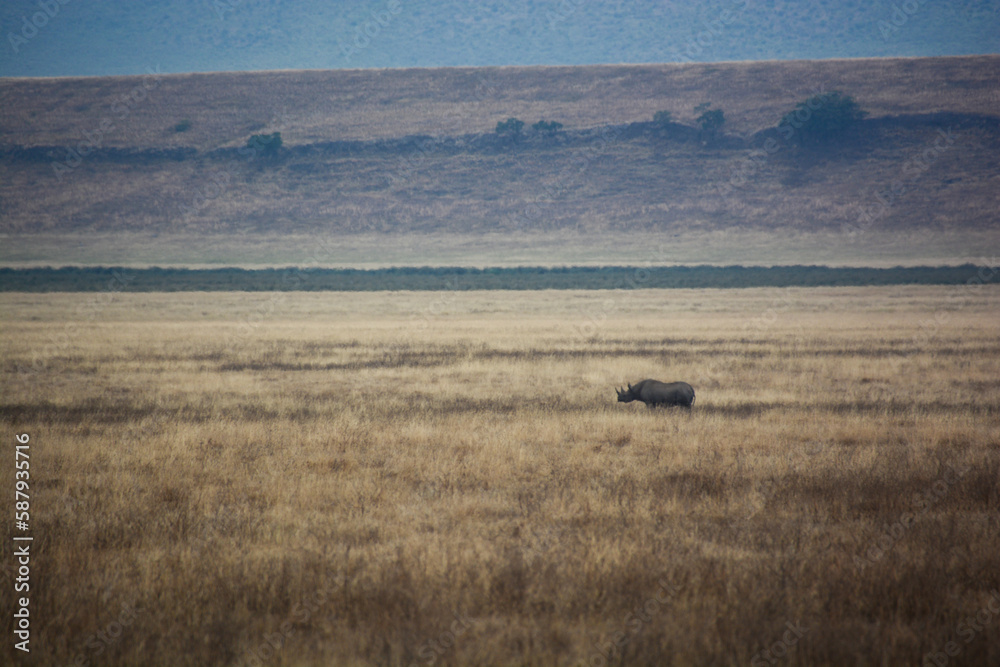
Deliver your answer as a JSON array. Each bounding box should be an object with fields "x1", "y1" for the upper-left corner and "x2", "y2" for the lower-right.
[{"x1": 2, "y1": 1, "x2": 999, "y2": 77}]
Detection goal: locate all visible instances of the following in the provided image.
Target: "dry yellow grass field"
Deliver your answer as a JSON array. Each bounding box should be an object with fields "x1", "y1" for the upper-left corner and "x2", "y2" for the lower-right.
[{"x1": 1, "y1": 287, "x2": 999, "y2": 666}]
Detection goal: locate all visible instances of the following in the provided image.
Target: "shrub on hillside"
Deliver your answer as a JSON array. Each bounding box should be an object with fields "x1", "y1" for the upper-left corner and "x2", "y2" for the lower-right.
[
  {"x1": 693, "y1": 103, "x2": 725, "y2": 142},
  {"x1": 652, "y1": 110, "x2": 673, "y2": 126},
  {"x1": 495, "y1": 118, "x2": 525, "y2": 136},
  {"x1": 532, "y1": 120, "x2": 563, "y2": 134},
  {"x1": 779, "y1": 91, "x2": 867, "y2": 145},
  {"x1": 247, "y1": 132, "x2": 283, "y2": 157}
]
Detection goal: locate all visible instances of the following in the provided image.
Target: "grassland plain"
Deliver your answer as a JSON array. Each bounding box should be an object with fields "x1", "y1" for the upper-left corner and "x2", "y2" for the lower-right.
[{"x1": 1, "y1": 287, "x2": 998, "y2": 666}]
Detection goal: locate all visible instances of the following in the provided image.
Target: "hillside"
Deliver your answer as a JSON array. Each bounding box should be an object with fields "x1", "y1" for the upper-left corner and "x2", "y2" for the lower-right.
[
  {"x1": 1, "y1": 56, "x2": 999, "y2": 268},
  {"x1": 4, "y1": 57, "x2": 999, "y2": 147}
]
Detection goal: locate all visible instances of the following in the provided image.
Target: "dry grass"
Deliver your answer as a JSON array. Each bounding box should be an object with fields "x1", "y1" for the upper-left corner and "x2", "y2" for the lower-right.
[
  {"x1": 3, "y1": 56, "x2": 998, "y2": 148},
  {"x1": 3, "y1": 228, "x2": 1000, "y2": 270},
  {"x1": 1, "y1": 287, "x2": 999, "y2": 666}
]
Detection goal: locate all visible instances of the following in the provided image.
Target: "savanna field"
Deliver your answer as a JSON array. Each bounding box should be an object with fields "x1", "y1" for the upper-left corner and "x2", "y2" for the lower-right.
[{"x1": 1, "y1": 287, "x2": 999, "y2": 666}]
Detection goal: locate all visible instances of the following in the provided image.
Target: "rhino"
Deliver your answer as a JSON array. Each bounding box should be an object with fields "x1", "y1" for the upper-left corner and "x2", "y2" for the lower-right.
[{"x1": 616, "y1": 379, "x2": 695, "y2": 409}]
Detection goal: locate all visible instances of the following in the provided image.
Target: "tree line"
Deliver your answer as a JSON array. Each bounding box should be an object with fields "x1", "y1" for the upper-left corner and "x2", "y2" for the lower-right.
[
  {"x1": 495, "y1": 91, "x2": 866, "y2": 145},
  {"x1": 0, "y1": 264, "x2": 988, "y2": 292}
]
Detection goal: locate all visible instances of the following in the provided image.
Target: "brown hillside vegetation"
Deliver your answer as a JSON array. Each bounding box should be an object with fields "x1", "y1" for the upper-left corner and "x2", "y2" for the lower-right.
[
  {"x1": 3, "y1": 56, "x2": 999, "y2": 147},
  {"x1": 1, "y1": 288, "x2": 998, "y2": 666},
  {"x1": 1, "y1": 56, "x2": 998, "y2": 266}
]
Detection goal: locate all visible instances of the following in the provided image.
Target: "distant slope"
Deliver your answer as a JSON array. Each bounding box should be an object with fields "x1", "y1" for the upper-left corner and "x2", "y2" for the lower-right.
[
  {"x1": 3, "y1": 56, "x2": 999, "y2": 147},
  {"x1": 1, "y1": 57, "x2": 998, "y2": 268},
  {"x1": 3, "y1": 111, "x2": 999, "y2": 237},
  {"x1": 1, "y1": 0, "x2": 999, "y2": 76}
]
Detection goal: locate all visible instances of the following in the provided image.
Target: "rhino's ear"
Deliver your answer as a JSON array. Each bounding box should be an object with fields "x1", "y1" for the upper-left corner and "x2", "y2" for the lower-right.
[{"x1": 627, "y1": 383, "x2": 633, "y2": 390}]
